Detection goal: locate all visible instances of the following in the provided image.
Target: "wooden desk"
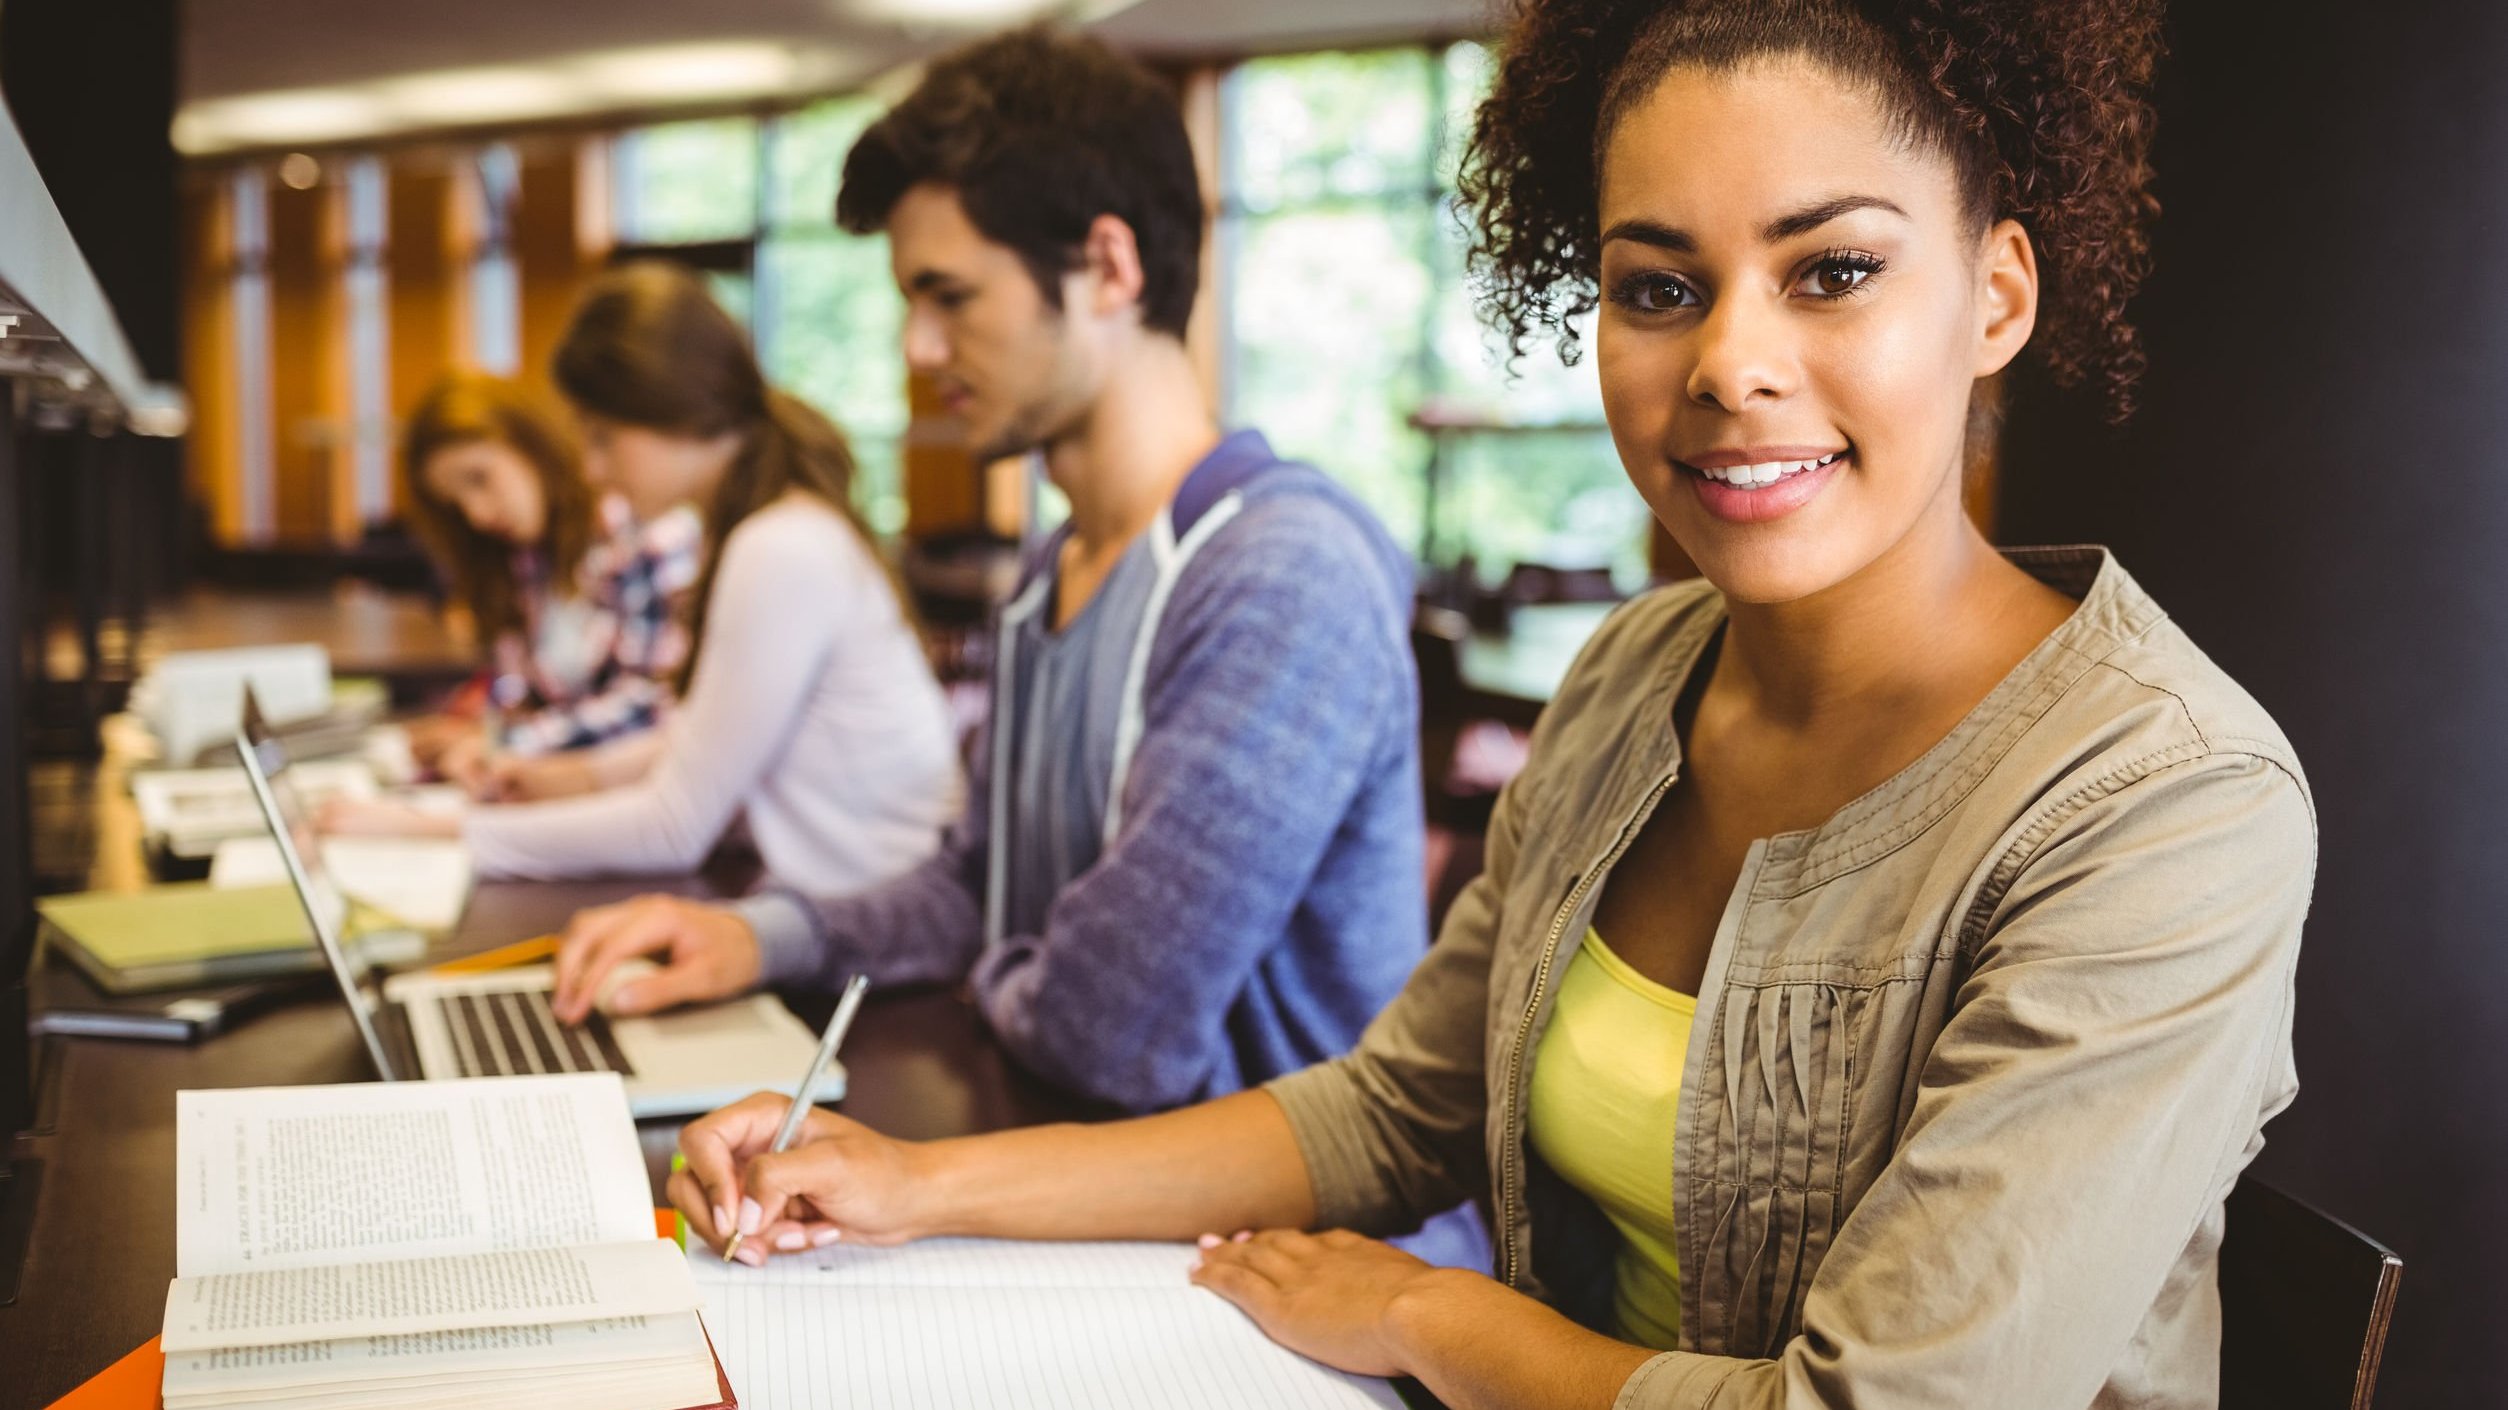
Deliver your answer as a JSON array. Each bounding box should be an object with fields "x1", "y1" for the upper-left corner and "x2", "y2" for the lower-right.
[
  {"x1": 41, "y1": 583, "x2": 480, "y2": 703},
  {"x1": 2, "y1": 872, "x2": 1104, "y2": 1408}
]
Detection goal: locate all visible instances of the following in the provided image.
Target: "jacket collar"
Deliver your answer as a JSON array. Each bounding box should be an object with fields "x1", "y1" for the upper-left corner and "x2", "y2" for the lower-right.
[{"x1": 1625, "y1": 547, "x2": 2164, "y2": 895}]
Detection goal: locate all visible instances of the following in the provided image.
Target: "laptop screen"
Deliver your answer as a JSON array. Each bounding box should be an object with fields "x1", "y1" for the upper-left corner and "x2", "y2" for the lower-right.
[{"x1": 235, "y1": 687, "x2": 405, "y2": 1080}]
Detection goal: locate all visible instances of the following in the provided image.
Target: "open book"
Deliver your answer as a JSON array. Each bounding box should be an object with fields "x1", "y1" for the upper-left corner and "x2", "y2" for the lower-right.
[
  {"x1": 164, "y1": 1073, "x2": 732, "y2": 1410},
  {"x1": 691, "y1": 1236, "x2": 1408, "y2": 1409}
]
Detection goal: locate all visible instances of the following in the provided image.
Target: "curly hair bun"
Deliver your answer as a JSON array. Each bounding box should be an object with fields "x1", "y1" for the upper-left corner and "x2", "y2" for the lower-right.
[{"x1": 1457, "y1": 0, "x2": 2166, "y2": 421}]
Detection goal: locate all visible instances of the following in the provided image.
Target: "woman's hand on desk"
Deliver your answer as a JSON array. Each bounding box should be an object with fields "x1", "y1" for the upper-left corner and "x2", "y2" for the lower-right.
[
  {"x1": 551, "y1": 894, "x2": 761, "y2": 1024},
  {"x1": 1188, "y1": 1230, "x2": 1445, "y2": 1378},
  {"x1": 1191, "y1": 1229, "x2": 1656, "y2": 1405},
  {"x1": 403, "y1": 713, "x2": 474, "y2": 770},
  {"x1": 435, "y1": 734, "x2": 496, "y2": 796},
  {"x1": 672, "y1": 1094, "x2": 936, "y2": 1262},
  {"x1": 319, "y1": 798, "x2": 462, "y2": 840}
]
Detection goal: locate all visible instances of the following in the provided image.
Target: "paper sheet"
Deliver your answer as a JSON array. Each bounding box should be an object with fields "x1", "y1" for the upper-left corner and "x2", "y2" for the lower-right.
[
  {"x1": 175, "y1": 1073, "x2": 654, "y2": 1277},
  {"x1": 133, "y1": 760, "x2": 378, "y2": 842},
  {"x1": 161, "y1": 1240, "x2": 698, "y2": 1352},
  {"x1": 211, "y1": 835, "x2": 474, "y2": 930},
  {"x1": 691, "y1": 1239, "x2": 1404, "y2": 1410}
]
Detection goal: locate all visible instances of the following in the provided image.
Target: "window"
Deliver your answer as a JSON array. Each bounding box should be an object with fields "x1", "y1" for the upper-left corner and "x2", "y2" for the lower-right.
[
  {"x1": 466, "y1": 143, "x2": 522, "y2": 374},
  {"x1": 613, "y1": 118, "x2": 762, "y2": 246},
  {"x1": 608, "y1": 106, "x2": 908, "y2": 532},
  {"x1": 757, "y1": 98, "x2": 909, "y2": 534},
  {"x1": 1219, "y1": 45, "x2": 1645, "y2": 584}
]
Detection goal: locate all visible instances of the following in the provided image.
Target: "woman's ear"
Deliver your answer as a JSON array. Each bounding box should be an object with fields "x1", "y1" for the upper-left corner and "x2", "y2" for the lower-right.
[
  {"x1": 1973, "y1": 218, "x2": 2039, "y2": 379},
  {"x1": 1076, "y1": 212, "x2": 1148, "y2": 322}
]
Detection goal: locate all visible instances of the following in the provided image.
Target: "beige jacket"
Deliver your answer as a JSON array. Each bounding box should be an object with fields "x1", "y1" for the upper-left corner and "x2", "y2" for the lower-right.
[{"x1": 1269, "y1": 548, "x2": 2314, "y2": 1409}]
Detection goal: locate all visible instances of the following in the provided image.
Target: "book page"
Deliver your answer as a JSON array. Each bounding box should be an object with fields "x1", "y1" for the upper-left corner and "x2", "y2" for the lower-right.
[
  {"x1": 162, "y1": 1311, "x2": 705, "y2": 1397},
  {"x1": 162, "y1": 1239, "x2": 698, "y2": 1353},
  {"x1": 176, "y1": 1073, "x2": 653, "y2": 1277}
]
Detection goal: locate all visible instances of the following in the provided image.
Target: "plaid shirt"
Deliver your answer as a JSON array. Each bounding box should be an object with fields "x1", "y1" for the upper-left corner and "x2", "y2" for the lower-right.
[{"x1": 492, "y1": 495, "x2": 700, "y2": 756}]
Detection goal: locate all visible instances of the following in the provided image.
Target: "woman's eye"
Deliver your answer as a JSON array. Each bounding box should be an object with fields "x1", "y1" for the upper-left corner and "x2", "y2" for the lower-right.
[
  {"x1": 1613, "y1": 273, "x2": 1697, "y2": 313},
  {"x1": 1798, "y1": 255, "x2": 1882, "y2": 298}
]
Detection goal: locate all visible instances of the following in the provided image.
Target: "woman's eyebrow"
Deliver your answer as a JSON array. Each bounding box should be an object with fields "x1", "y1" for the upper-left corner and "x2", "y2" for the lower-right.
[
  {"x1": 1599, "y1": 218, "x2": 1695, "y2": 253},
  {"x1": 1761, "y1": 194, "x2": 1908, "y2": 242},
  {"x1": 1601, "y1": 195, "x2": 1910, "y2": 254}
]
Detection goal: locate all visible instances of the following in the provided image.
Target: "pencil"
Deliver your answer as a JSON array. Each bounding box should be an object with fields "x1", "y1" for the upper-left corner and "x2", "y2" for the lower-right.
[
  {"x1": 431, "y1": 934, "x2": 559, "y2": 974},
  {"x1": 723, "y1": 974, "x2": 870, "y2": 1264}
]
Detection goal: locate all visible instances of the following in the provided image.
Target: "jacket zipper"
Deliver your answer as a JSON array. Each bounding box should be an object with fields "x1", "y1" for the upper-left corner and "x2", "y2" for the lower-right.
[{"x1": 1497, "y1": 768, "x2": 1678, "y2": 1288}]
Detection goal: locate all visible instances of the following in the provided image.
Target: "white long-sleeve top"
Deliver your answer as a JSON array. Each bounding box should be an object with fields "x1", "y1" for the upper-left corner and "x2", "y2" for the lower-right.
[{"x1": 462, "y1": 495, "x2": 961, "y2": 889}]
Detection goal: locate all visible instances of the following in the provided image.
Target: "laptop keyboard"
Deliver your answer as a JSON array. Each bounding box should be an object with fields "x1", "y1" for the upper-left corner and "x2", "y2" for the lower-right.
[{"x1": 442, "y1": 987, "x2": 636, "y2": 1078}]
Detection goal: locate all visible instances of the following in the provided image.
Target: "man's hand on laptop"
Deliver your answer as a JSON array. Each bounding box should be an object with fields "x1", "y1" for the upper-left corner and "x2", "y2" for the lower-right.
[{"x1": 552, "y1": 895, "x2": 761, "y2": 1024}]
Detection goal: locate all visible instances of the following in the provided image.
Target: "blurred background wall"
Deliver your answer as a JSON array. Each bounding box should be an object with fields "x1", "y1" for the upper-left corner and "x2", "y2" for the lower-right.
[{"x1": 1997, "y1": 4, "x2": 2508, "y2": 1403}]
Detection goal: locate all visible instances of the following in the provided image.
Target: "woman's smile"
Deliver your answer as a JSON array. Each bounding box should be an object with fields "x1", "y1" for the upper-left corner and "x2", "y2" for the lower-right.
[{"x1": 1678, "y1": 446, "x2": 1852, "y2": 523}]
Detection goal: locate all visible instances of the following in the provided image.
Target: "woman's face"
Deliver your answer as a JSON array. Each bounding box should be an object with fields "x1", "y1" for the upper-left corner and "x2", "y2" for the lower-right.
[
  {"x1": 1594, "y1": 54, "x2": 2036, "y2": 605},
  {"x1": 420, "y1": 439, "x2": 547, "y2": 546},
  {"x1": 573, "y1": 410, "x2": 738, "y2": 521}
]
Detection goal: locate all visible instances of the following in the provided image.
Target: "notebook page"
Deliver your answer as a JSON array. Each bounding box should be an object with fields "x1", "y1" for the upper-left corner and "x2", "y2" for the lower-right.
[
  {"x1": 686, "y1": 1236, "x2": 1199, "y2": 1289},
  {"x1": 176, "y1": 1073, "x2": 653, "y2": 1277},
  {"x1": 162, "y1": 1239, "x2": 697, "y2": 1352},
  {"x1": 691, "y1": 1239, "x2": 1403, "y2": 1410},
  {"x1": 700, "y1": 1281, "x2": 1401, "y2": 1410}
]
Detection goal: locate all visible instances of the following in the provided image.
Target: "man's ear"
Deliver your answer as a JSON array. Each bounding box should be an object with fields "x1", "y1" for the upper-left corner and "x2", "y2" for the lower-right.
[
  {"x1": 1973, "y1": 217, "x2": 2038, "y2": 379},
  {"x1": 1076, "y1": 213, "x2": 1147, "y2": 321}
]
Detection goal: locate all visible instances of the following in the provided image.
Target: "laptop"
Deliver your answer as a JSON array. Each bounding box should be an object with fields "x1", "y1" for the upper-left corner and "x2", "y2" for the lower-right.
[{"x1": 234, "y1": 688, "x2": 845, "y2": 1118}]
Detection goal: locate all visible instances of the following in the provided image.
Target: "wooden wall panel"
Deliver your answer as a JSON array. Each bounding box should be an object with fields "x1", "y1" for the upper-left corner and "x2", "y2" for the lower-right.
[
  {"x1": 386, "y1": 159, "x2": 467, "y2": 516},
  {"x1": 179, "y1": 178, "x2": 243, "y2": 542},
  {"x1": 514, "y1": 138, "x2": 601, "y2": 391},
  {"x1": 1177, "y1": 65, "x2": 1225, "y2": 411},
  {"x1": 266, "y1": 177, "x2": 350, "y2": 544},
  {"x1": 901, "y1": 370, "x2": 985, "y2": 537}
]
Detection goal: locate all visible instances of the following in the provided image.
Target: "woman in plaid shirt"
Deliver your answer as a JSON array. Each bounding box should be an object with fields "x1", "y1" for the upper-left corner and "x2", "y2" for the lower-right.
[{"x1": 402, "y1": 371, "x2": 701, "y2": 797}]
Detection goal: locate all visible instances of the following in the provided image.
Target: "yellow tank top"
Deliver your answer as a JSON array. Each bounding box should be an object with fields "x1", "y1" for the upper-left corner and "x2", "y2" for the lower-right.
[{"x1": 1525, "y1": 928, "x2": 1695, "y2": 1351}]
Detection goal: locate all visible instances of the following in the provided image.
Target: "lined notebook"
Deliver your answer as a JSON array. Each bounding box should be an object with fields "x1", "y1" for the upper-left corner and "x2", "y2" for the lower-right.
[{"x1": 689, "y1": 1237, "x2": 1406, "y2": 1409}]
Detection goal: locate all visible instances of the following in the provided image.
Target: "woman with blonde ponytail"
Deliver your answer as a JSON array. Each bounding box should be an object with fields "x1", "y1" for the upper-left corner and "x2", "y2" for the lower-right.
[{"x1": 330, "y1": 262, "x2": 960, "y2": 901}]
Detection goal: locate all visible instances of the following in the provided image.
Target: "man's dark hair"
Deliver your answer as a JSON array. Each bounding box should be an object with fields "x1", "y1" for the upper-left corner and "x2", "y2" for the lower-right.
[{"x1": 837, "y1": 26, "x2": 1204, "y2": 338}]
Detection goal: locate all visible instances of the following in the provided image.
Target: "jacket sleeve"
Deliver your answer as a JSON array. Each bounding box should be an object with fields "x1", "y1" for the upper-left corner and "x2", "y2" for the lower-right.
[
  {"x1": 738, "y1": 699, "x2": 992, "y2": 993},
  {"x1": 1615, "y1": 749, "x2": 2313, "y2": 1409},
  {"x1": 962, "y1": 500, "x2": 1411, "y2": 1111}
]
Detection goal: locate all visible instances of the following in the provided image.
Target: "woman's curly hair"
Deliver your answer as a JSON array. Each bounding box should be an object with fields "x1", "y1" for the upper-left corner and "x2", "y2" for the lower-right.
[{"x1": 1456, "y1": 0, "x2": 2165, "y2": 421}]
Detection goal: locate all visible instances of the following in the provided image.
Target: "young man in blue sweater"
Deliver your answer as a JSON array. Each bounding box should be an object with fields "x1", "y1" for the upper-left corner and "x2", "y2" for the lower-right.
[{"x1": 550, "y1": 28, "x2": 1428, "y2": 1116}]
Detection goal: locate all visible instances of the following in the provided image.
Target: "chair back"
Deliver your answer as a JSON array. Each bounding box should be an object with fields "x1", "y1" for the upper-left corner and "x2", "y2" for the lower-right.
[{"x1": 2218, "y1": 1175, "x2": 2402, "y2": 1410}]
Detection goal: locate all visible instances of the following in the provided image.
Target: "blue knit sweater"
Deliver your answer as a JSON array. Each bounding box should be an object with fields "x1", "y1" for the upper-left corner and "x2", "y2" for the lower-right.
[{"x1": 741, "y1": 431, "x2": 1428, "y2": 1112}]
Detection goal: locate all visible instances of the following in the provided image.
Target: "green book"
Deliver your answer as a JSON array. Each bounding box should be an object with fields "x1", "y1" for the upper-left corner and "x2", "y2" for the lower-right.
[{"x1": 32, "y1": 883, "x2": 411, "y2": 995}]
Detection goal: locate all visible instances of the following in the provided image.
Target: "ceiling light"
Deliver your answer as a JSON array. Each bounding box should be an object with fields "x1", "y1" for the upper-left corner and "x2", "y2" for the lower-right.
[
  {"x1": 276, "y1": 153, "x2": 322, "y2": 189},
  {"x1": 172, "y1": 41, "x2": 865, "y2": 155},
  {"x1": 569, "y1": 42, "x2": 802, "y2": 105},
  {"x1": 381, "y1": 66, "x2": 584, "y2": 128},
  {"x1": 173, "y1": 89, "x2": 390, "y2": 153},
  {"x1": 848, "y1": 0, "x2": 1060, "y2": 25}
]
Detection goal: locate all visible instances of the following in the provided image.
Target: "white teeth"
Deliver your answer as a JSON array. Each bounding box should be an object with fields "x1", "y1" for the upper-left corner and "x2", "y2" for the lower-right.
[{"x1": 1700, "y1": 450, "x2": 1843, "y2": 488}]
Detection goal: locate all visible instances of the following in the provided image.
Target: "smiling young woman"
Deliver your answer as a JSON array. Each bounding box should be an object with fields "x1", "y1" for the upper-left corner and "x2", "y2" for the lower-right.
[{"x1": 660, "y1": 4, "x2": 2318, "y2": 1407}]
